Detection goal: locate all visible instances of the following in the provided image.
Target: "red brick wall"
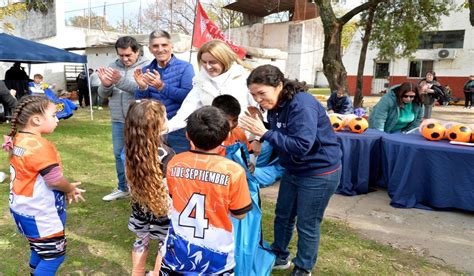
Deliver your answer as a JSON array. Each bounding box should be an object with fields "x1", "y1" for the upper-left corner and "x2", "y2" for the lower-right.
[{"x1": 347, "y1": 75, "x2": 469, "y2": 99}]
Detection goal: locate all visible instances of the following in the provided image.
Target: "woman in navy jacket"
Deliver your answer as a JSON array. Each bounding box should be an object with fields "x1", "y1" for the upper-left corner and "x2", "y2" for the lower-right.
[{"x1": 239, "y1": 65, "x2": 342, "y2": 276}]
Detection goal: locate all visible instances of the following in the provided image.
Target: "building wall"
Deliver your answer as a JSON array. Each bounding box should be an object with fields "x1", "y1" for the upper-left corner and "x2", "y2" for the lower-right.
[
  {"x1": 5, "y1": 1, "x2": 58, "y2": 40},
  {"x1": 229, "y1": 18, "x2": 326, "y2": 87},
  {"x1": 343, "y1": 2, "x2": 474, "y2": 99}
]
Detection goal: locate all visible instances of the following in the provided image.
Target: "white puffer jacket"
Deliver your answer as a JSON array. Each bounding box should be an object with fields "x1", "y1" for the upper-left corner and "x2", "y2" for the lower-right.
[{"x1": 168, "y1": 63, "x2": 256, "y2": 132}]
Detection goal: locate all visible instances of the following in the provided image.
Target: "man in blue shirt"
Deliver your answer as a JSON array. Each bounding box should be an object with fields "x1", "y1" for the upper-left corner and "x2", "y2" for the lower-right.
[{"x1": 134, "y1": 30, "x2": 195, "y2": 153}]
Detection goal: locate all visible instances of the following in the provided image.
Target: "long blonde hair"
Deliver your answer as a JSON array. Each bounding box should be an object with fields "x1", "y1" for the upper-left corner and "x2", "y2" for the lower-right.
[
  {"x1": 197, "y1": 39, "x2": 252, "y2": 73},
  {"x1": 124, "y1": 100, "x2": 169, "y2": 217}
]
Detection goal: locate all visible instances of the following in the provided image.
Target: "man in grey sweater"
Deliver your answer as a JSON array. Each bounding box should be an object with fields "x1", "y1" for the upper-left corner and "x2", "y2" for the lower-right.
[{"x1": 98, "y1": 36, "x2": 149, "y2": 201}]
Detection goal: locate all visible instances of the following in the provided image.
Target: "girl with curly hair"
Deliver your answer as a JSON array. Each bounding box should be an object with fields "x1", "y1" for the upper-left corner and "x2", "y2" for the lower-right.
[{"x1": 124, "y1": 99, "x2": 175, "y2": 275}]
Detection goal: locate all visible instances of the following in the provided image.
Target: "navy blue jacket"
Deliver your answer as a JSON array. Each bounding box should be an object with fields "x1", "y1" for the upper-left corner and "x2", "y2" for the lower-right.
[
  {"x1": 261, "y1": 92, "x2": 341, "y2": 176},
  {"x1": 327, "y1": 92, "x2": 353, "y2": 114},
  {"x1": 136, "y1": 55, "x2": 195, "y2": 119}
]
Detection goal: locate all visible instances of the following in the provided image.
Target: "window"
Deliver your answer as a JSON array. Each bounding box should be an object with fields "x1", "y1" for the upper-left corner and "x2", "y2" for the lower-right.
[
  {"x1": 374, "y1": 62, "x2": 389, "y2": 79},
  {"x1": 418, "y1": 30, "x2": 465, "y2": 49},
  {"x1": 408, "y1": 60, "x2": 433, "y2": 78}
]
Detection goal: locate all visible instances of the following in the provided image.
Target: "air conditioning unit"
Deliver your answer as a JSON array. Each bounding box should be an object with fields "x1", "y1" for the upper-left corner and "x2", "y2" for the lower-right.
[{"x1": 437, "y1": 49, "x2": 456, "y2": 60}]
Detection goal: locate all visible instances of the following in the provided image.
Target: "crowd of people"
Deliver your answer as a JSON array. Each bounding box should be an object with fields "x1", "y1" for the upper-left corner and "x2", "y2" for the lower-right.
[{"x1": 3, "y1": 30, "x2": 474, "y2": 276}]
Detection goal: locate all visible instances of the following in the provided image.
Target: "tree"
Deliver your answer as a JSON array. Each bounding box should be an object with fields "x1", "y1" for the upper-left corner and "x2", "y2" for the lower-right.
[
  {"x1": 351, "y1": 0, "x2": 453, "y2": 107},
  {"x1": 314, "y1": 0, "x2": 384, "y2": 93},
  {"x1": 206, "y1": 0, "x2": 243, "y2": 30},
  {"x1": 468, "y1": 0, "x2": 474, "y2": 26},
  {"x1": 69, "y1": 14, "x2": 117, "y2": 32},
  {"x1": 137, "y1": 0, "x2": 243, "y2": 35},
  {"x1": 139, "y1": 0, "x2": 195, "y2": 35},
  {"x1": 1, "y1": 0, "x2": 52, "y2": 32}
]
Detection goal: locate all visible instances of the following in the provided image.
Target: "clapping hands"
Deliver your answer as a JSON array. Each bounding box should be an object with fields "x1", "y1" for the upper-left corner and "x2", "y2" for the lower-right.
[
  {"x1": 133, "y1": 68, "x2": 164, "y2": 91},
  {"x1": 97, "y1": 67, "x2": 122, "y2": 87}
]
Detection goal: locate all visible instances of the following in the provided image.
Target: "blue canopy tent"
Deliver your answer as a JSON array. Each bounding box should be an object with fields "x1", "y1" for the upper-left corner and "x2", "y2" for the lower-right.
[{"x1": 0, "y1": 33, "x2": 92, "y2": 119}]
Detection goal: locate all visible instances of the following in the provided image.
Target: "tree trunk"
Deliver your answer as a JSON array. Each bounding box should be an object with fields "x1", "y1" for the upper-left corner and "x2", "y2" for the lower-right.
[
  {"x1": 354, "y1": 6, "x2": 377, "y2": 108},
  {"x1": 315, "y1": 2, "x2": 347, "y2": 93},
  {"x1": 315, "y1": 0, "x2": 383, "y2": 94},
  {"x1": 470, "y1": 0, "x2": 474, "y2": 26}
]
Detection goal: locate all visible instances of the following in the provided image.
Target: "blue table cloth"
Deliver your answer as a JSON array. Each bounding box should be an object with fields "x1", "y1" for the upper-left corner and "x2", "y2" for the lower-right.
[
  {"x1": 336, "y1": 129, "x2": 386, "y2": 195},
  {"x1": 381, "y1": 133, "x2": 474, "y2": 211}
]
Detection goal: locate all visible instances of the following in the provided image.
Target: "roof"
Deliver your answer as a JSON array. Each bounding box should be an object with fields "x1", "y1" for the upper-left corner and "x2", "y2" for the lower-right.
[
  {"x1": 223, "y1": 0, "x2": 295, "y2": 17},
  {"x1": 0, "y1": 33, "x2": 87, "y2": 64}
]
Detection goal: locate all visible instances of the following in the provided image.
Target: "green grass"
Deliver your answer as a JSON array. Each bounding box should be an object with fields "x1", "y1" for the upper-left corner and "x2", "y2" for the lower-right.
[
  {"x1": 309, "y1": 88, "x2": 331, "y2": 95},
  {"x1": 0, "y1": 108, "x2": 464, "y2": 275}
]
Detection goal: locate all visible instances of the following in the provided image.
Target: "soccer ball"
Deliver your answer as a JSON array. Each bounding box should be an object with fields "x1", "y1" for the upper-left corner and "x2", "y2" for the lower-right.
[
  {"x1": 446, "y1": 125, "x2": 472, "y2": 142},
  {"x1": 348, "y1": 117, "x2": 368, "y2": 134},
  {"x1": 419, "y1": 119, "x2": 439, "y2": 132},
  {"x1": 329, "y1": 115, "x2": 344, "y2": 131},
  {"x1": 421, "y1": 123, "x2": 445, "y2": 141}
]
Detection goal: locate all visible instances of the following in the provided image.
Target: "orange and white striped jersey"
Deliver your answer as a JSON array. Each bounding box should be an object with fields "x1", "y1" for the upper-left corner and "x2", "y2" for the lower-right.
[
  {"x1": 9, "y1": 132, "x2": 66, "y2": 239},
  {"x1": 163, "y1": 150, "x2": 252, "y2": 274}
]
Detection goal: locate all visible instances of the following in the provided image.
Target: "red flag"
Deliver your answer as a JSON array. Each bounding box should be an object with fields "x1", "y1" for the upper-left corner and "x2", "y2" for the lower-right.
[{"x1": 192, "y1": 1, "x2": 246, "y2": 59}]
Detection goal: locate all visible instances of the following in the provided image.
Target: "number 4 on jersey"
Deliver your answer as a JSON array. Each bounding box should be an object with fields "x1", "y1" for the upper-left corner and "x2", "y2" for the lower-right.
[{"x1": 178, "y1": 193, "x2": 209, "y2": 239}]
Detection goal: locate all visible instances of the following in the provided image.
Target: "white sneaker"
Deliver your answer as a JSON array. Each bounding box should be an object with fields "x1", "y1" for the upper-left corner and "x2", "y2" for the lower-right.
[
  {"x1": 98, "y1": 106, "x2": 103, "y2": 110},
  {"x1": 102, "y1": 189, "x2": 129, "y2": 201}
]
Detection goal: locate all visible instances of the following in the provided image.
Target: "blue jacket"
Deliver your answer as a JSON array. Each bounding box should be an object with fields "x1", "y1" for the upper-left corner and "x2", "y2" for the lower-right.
[
  {"x1": 369, "y1": 89, "x2": 423, "y2": 133},
  {"x1": 261, "y1": 92, "x2": 341, "y2": 176},
  {"x1": 135, "y1": 55, "x2": 195, "y2": 119},
  {"x1": 327, "y1": 92, "x2": 353, "y2": 114}
]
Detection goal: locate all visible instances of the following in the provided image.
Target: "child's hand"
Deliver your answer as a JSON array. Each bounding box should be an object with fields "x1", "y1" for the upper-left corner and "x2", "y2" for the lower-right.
[
  {"x1": 250, "y1": 140, "x2": 262, "y2": 156},
  {"x1": 249, "y1": 163, "x2": 255, "y2": 173},
  {"x1": 67, "y1": 182, "x2": 86, "y2": 204}
]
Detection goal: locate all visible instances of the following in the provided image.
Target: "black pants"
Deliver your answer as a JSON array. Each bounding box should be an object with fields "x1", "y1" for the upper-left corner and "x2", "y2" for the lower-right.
[
  {"x1": 464, "y1": 92, "x2": 472, "y2": 107},
  {"x1": 78, "y1": 88, "x2": 90, "y2": 107}
]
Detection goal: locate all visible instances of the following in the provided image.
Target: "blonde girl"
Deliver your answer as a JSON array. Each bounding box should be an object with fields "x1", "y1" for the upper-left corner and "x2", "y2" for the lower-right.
[
  {"x1": 4, "y1": 96, "x2": 84, "y2": 275},
  {"x1": 124, "y1": 99, "x2": 175, "y2": 276}
]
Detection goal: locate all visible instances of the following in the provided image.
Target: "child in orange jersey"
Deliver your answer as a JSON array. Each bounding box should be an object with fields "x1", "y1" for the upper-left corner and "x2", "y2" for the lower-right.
[
  {"x1": 124, "y1": 99, "x2": 175, "y2": 275},
  {"x1": 161, "y1": 106, "x2": 252, "y2": 275},
  {"x1": 3, "y1": 96, "x2": 85, "y2": 275},
  {"x1": 212, "y1": 95, "x2": 255, "y2": 165}
]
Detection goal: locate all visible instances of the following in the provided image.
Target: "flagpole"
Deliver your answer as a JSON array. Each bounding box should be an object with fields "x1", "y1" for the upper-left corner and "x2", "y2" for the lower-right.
[{"x1": 189, "y1": 0, "x2": 199, "y2": 63}]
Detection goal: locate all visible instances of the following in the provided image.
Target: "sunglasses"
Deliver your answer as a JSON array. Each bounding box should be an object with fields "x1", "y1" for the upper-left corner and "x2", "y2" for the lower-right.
[{"x1": 402, "y1": 95, "x2": 415, "y2": 99}]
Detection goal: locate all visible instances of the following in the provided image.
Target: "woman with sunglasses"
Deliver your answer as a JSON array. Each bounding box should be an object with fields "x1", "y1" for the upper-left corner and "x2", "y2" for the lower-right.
[{"x1": 369, "y1": 82, "x2": 423, "y2": 133}]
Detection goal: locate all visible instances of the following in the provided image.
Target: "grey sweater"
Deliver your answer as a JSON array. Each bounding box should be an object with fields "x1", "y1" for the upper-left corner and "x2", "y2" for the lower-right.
[{"x1": 98, "y1": 56, "x2": 149, "y2": 123}]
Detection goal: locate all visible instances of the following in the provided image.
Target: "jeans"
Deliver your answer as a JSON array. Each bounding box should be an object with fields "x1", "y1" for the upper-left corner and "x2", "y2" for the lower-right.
[
  {"x1": 166, "y1": 128, "x2": 190, "y2": 154},
  {"x1": 271, "y1": 168, "x2": 341, "y2": 272},
  {"x1": 112, "y1": 122, "x2": 127, "y2": 191}
]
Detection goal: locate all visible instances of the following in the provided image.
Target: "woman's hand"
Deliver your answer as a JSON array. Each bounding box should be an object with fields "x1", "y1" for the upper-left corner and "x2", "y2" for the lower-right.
[
  {"x1": 133, "y1": 68, "x2": 148, "y2": 91},
  {"x1": 239, "y1": 113, "x2": 268, "y2": 137}
]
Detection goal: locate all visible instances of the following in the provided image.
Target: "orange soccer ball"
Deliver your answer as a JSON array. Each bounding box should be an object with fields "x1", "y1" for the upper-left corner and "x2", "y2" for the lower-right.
[
  {"x1": 421, "y1": 122, "x2": 446, "y2": 141},
  {"x1": 329, "y1": 115, "x2": 344, "y2": 131},
  {"x1": 348, "y1": 117, "x2": 368, "y2": 134},
  {"x1": 446, "y1": 125, "x2": 472, "y2": 142}
]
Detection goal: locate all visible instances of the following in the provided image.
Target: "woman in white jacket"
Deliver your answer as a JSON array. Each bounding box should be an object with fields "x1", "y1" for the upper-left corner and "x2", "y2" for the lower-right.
[
  {"x1": 167, "y1": 39, "x2": 255, "y2": 133},
  {"x1": 169, "y1": 40, "x2": 283, "y2": 187}
]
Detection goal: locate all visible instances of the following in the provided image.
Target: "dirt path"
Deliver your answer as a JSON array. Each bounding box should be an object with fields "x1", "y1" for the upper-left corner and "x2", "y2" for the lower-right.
[{"x1": 260, "y1": 185, "x2": 474, "y2": 274}]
